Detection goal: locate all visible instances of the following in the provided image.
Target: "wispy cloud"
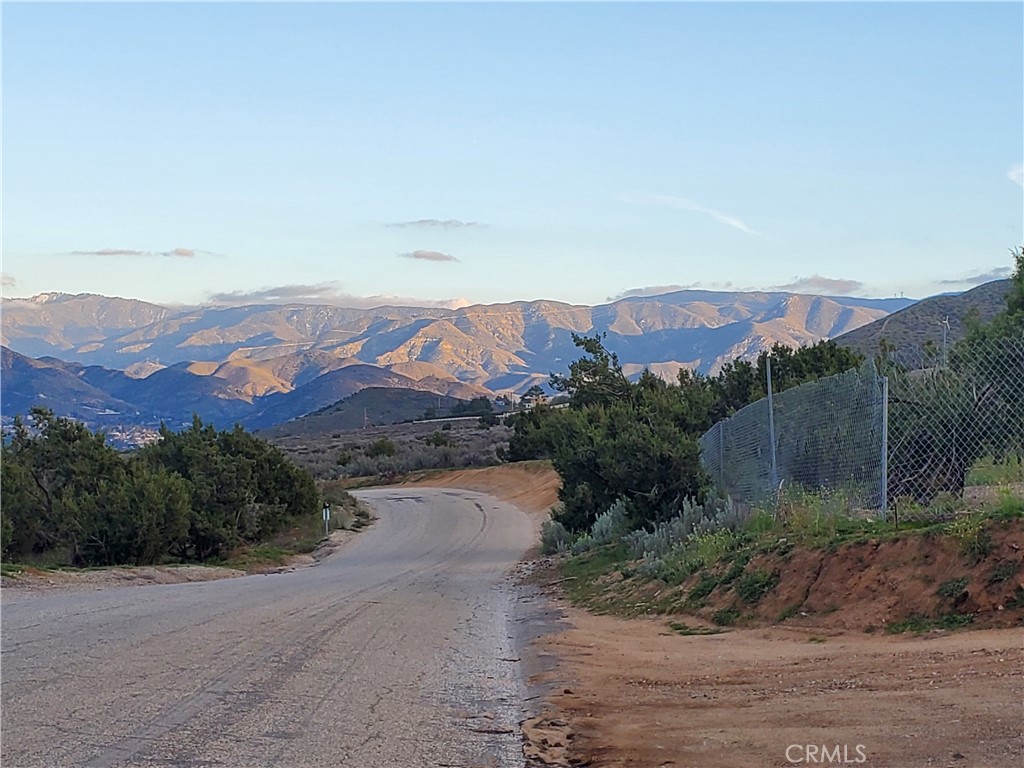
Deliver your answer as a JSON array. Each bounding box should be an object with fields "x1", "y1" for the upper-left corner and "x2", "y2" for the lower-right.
[
  {"x1": 70, "y1": 246, "x2": 212, "y2": 258},
  {"x1": 939, "y1": 266, "x2": 1012, "y2": 287},
  {"x1": 621, "y1": 191, "x2": 761, "y2": 236},
  {"x1": 207, "y1": 281, "x2": 470, "y2": 310},
  {"x1": 608, "y1": 281, "x2": 740, "y2": 301},
  {"x1": 386, "y1": 219, "x2": 482, "y2": 229},
  {"x1": 1009, "y1": 163, "x2": 1024, "y2": 188},
  {"x1": 398, "y1": 250, "x2": 459, "y2": 263},
  {"x1": 1, "y1": 273, "x2": 16, "y2": 288},
  {"x1": 611, "y1": 284, "x2": 689, "y2": 300},
  {"x1": 772, "y1": 275, "x2": 864, "y2": 295}
]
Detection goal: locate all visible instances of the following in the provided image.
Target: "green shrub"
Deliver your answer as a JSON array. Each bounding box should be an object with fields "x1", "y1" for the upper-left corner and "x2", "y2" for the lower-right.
[
  {"x1": 945, "y1": 515, "x2": 992, "y2": 562},
  {"x1": 540, "y1": 519, "x2": 572, "y2": 555},
  {"x1": 986, "y1": 561, "x2": 1021, "y2": 584},
  {"x1": 935, "y1": 577, "x2": 969, "y2": 600},
  {"x1": 424, "y1": 431, "x2": 452, "y2": 448},
  {"x1": 2, "y1": 410, "x2": 317, "y2": 565},
  {"x1": 688, "y1": 573, "x2": 722, "y2": 603},
  {"x1": 365, "y1": 437, "x2": 398, "y2": 458},
  {"x1": 712, "y1": 607, "x2": 740, "y2": 626},
  {"x1": 590, "y1": 500, "x2": 633, "y2": 545},
  {"x1": 735, "y1": 569, "x2": 780, "y2": 604}
]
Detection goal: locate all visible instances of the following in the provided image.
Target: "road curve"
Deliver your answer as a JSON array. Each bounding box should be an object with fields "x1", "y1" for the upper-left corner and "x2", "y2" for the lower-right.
[{"x1": 1, "y1": 488, "x2": 535, "y2": 768}]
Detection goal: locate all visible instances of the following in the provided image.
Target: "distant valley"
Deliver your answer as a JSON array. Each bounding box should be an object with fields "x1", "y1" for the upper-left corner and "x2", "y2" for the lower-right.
[{"x1": 1, "y1": 287, "x2": 926, "y2": 439}]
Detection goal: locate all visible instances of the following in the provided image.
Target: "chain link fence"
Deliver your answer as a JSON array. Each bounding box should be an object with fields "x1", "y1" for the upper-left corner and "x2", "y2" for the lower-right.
[
  {"x1": 699, "y1": 336, "x2": 1024, "y2": 520},
  {"x1": 885, "y1": 336, "x2": 1024, "y2": 513},
  {"x1": 700, "y1": 361, "x2": 886, "y2": 515}
]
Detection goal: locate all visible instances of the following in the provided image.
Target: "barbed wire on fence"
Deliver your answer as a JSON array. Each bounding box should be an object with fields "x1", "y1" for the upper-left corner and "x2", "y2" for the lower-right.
[{"x1": 699, "y1": 335, "x2": 1024, "y2": 521}]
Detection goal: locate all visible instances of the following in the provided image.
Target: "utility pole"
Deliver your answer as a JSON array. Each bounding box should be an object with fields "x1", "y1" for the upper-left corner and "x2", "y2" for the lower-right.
[{"x1": 941, "y1": 316, "x2": 950, "y2": 367}]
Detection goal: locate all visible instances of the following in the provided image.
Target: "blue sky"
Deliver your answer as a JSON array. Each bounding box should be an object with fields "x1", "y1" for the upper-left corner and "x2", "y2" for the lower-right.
[{"x1": 3, "y1": 2, "x2": 1022, "y2": 308}]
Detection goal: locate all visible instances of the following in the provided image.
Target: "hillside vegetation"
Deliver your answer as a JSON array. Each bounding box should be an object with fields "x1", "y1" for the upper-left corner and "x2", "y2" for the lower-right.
[
  {"x1": 261, "y1": 387, "x2": 475, "y2": 437},
  {"x1": 271, "y1": 417, "x2": 512, "y2": 483},
  {"x1": 835, "y1": 278, "x2": 1011, "y2": 359},
  {"x1": 526, "y1": 249, "x2": 1024, "y2": 630}
]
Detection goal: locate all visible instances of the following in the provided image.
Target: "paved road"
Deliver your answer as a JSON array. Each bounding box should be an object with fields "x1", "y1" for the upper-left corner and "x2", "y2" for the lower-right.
[{"x1": 1, "y1": 488, "x2": 535, "y2": 768}]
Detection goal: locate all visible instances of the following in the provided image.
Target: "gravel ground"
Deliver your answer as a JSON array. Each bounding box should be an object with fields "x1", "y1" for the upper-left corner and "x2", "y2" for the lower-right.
[{"x1": 1, "y1": 488, "x2": 535, "y2": 768}]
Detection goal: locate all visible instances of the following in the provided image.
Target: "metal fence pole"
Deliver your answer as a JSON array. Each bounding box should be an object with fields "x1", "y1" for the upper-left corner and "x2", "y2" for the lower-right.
[
  {"x1": 766, "y1": 355, "x2": 779, "y2": 495},
  {"x1": 718, "y1": 420, "x2": 725, "y2": 486},
  {"x1": 880, "y1": 374, "x2": 889, "y2": 522}
]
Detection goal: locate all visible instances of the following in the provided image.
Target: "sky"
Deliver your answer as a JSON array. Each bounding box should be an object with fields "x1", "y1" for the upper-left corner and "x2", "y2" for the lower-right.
[{"x1": 2, "y1": 1, "x2": 1022, "y2": 309}]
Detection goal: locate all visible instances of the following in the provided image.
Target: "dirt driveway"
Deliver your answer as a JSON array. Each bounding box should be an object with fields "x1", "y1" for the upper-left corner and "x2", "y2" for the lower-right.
[{"x1": 533, "y1": 607, "x2": 1023, "y2": 768}]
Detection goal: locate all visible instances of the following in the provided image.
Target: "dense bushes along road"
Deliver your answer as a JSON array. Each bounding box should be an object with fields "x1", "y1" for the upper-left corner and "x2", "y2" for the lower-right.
[
  {"x1": 504, "y1": 334, "x2": 863, "y2": 532},
  {"x1": 2, "y1": 411, "x2": 320, "y2": 567}
]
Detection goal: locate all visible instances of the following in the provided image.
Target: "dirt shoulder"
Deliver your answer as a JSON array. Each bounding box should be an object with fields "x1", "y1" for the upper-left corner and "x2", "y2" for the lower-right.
[
  {"x1": 520, "y1": 518, "x2": 1024, "y2": 768},
  {"x1": 1, "y1": 528, "x2": 360, "y2": 593},
  {"x1": 1, "y1": 563, "x2": 247, "y2": 592},
  {"x1": 530, "y1": 606, "x2": 1023, "y2": 768}
]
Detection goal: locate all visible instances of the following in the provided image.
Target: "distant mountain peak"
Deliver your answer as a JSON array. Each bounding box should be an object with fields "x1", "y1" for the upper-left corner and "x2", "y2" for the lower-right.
[{"x1": 29, "y1": 292, "x2": 69, "y2": 304}]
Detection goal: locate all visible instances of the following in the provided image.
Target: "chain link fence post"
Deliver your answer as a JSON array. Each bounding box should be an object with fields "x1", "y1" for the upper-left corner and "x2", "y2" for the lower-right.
[
  {"x1": 700, "y1": 336, "x2": 1023, "y2": 523},
  {"x1": 766, "y1": 355, "x2": 779, "y2": 498},
  {"x1": 881, "y1": 374, "x2": 889, "y2": 522}
]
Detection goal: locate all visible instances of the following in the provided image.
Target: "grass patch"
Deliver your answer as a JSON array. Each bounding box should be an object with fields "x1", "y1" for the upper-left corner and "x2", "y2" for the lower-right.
[
  {"x1": 561, "y1": 543, "x2": 635, "y2": 613},
  {"x1": 712, "y1": 607, "x2": 741, "y2": 626},
  {"x1": 778, "y1": 604, "x2": 801, "y2": 622},
  {"x1": 990, "y1": 491, "x2": 1024, "y2": 520},
  {"x1": 887, "y1": 613, "x2": 975, "y2": 634},
  {"x1": 735, "y1": 569, "x2": 780, "y2": 605},
  {"x1": 935, "y1": 577, "x2": 969, "y2": 600},
  {"x1": 554, "y1": 488, "x2": 1019, "y2": 625},
  {"x1": 945, "y1": 515, "x2": 992, "y2": 563},
  {"x1": 667, "y1": 621, "x2": 723, "y2": 636},
  {"x1": 222, "y1": 544, "x2": 290, "y2": 570},
  {"x1": 987, "y1": 561, "x2": 1021, "y2": 584},
  {"x1": 967, "y1": 454, "x2": 1024, "y2": 486},
  {"x1": 687, "y1": 573, "x2": 723, "y2": 606},
  {"x1": 720, "y1": 553, "x2": 750, "y2": 585}
]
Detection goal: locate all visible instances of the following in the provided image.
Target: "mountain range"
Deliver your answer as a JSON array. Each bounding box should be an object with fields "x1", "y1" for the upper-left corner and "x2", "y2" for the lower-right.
[{"x1": 1, "y1": 288, "x2": 924, "y2": 436}]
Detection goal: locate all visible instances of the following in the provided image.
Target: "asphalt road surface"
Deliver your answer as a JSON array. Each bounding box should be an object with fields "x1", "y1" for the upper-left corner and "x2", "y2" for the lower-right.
[{"x1": 1, "y1": 488, "x2": 536, "y2": 768}]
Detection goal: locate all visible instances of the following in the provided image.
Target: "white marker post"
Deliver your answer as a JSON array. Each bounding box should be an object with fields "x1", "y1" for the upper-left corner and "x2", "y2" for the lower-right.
[{"x1": 322, "y1": 502, "x2": 331, "y2": 537}]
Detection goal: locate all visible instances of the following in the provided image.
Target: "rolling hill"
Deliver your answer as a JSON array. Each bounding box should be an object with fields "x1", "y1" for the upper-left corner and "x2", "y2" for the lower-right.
[
  {"x1": 834, "y1": 280, "x2": 1011, "y2": 359},
  {"x1": 258, "y1": 387, "x2": 467, "y2": 437}
]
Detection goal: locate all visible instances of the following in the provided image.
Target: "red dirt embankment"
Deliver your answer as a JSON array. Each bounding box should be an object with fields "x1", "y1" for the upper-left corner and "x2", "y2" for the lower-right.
[
  {"x1": 747, "y1": 521, "x2": 1024, "y2": 631},
  {"x1": 597, "y1": 518, "x2": 1024, "y2": 633}
]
